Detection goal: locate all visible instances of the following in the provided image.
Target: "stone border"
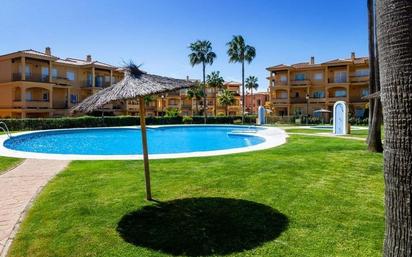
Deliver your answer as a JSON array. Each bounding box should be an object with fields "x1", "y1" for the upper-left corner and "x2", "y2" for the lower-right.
[{"x1": 0, "y1": 125, "x2": 288, "y2": 160}]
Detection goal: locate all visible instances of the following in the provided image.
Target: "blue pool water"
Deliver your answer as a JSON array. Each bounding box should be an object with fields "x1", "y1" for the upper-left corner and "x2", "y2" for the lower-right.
[{"x1": 4, "y1": 126, "x2": 265, "y2": 155}]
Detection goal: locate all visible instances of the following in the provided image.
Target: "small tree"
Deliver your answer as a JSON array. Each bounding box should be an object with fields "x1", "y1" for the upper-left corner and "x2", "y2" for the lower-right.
[
  {"x1": 218, "y1": 89, "x2": 235, "y2": 116},
  {"x1": 187, "y1": 82, "x2": 205, "y2": 115},
  {"x1": 206, "y1": 71, "x2": 225, "y2": 116}
]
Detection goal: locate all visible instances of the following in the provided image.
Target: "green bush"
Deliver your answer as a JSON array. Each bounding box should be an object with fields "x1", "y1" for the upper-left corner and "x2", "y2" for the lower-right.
[
  {"x1": 182, "y1": 116, "x2": 193, "y2": 124},
  {"x1": 0, "y1": 115, "x2": 257, "y2": 131}
]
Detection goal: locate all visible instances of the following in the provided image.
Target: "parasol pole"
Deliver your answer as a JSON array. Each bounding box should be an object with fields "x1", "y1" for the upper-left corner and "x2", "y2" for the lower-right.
[{"x1": 139, "y1": 96, "x2": 152, "y2": 200}]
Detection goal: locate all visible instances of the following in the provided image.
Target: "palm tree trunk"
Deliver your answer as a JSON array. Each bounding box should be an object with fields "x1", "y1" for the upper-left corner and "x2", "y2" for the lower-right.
[
  {"x1": 195, "y1": 99, "x2": 199, "y2": 115},
  {"x1": 367, "y1": 0, "x2": 383, "y2": 152},
  {"x1": 251, "y1": 89, "x2": 254, "y2": 114},
  {"x1": 367, "y1": 0, "x2": 376, "y2": 143},
  {"x1": 241, "y1": 61, "x2": 245, "y2": 124},
  {"x1": 214, "y1": 88, "x2": 217, "y2": 116},
  {"x1": 225, "y1": 105, "x2": 228, "y2": 116},
  {"x1": 202, "y1": 62, "x2": 207, "y2": 124},
  {"x1": 377, "y1": 1, "x2": 412, "y2": 256}
]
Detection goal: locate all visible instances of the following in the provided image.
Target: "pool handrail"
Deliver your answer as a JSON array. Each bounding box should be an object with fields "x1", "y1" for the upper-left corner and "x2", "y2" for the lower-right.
[{"x1": 0, "y1": 122, "x2": 12, "y2": 138}]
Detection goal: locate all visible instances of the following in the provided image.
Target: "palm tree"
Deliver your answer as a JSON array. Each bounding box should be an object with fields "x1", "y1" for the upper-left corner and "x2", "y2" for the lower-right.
[
  {"x1": 206, "y1": 71, "x2": 224, "y2": 116},
  {"x1": 367, "y1": 0, "x2": 383, "y2": 152},
  {"x1": 187, "y1": 82, "x2": 205, "y2": 115},
  {"x1": 376, "y1": 0, "x2": 412, "y2": 255},
  {"x1": 245, "y1": 76, "x2": 259, "y2": 114},
  {"x1": 188, "y1": 40, "x2": 216, "y2": 123},
  {"x1": 217, "y1": 89, "x2": 235, "y2": 116},
  {"x1": 227, "y1": 35, "x2": 256, "y2": 123}
]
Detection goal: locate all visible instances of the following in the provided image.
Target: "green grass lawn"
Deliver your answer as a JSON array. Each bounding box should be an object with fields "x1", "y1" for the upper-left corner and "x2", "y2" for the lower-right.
[
  {"x1": 8, "y1": 136, "x2": 384, "y2": 257},
  {"x1": 285, "y1": 128, "x2": 370, "y2": 139},
  {"x1": 0, "y1": 157, "x2": 23, "y2": 175}
]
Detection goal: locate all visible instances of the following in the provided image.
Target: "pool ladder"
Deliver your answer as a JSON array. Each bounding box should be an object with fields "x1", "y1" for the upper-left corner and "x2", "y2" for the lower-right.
[{"x1": 0, "y1": 122, "x2": 12, "y2": 138}]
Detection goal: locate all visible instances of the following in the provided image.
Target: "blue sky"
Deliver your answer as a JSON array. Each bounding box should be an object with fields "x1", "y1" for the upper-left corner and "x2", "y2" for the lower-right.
[{"x1": 1, "y1": 0, "x2": 368, "y2": 91}]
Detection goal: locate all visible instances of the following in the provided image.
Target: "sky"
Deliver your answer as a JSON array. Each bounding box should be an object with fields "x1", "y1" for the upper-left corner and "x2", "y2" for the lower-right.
[{"x1": 0, "y1": 0, "x2": 368, "y2": 91}]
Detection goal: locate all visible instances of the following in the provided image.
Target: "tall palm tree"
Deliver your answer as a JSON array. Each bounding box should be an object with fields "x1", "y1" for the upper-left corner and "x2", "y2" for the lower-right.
[
  {"x1": 376, "y1": 0, "x2": 412, "y2": 256},
  {"x1": 227, "y1": 35, "x2": 256, "y2": 123},
  {"x1": 367, "y1": 0, "x2": 383, "y2": 152},
  {"x1": 187, "y1": 82, "x2": 205, "y2": 115},
  {"x1": 206, "y1": 71, "x2": 224, "y2": 116},
  {"x1": 217, "y1": 89, "x2": 235, "y2": 116},
  {"x1": 245, "y1": 76, "x2": 259, "y2": 114},
  {"x1": 188, "y1": 40, "x2": 216, "y2": 123}
]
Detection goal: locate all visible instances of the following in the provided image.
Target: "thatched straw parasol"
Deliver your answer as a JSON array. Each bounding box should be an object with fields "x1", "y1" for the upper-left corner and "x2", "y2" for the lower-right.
[{"x1": 72, "y1": 63, "x2": 194, "y2": 200}]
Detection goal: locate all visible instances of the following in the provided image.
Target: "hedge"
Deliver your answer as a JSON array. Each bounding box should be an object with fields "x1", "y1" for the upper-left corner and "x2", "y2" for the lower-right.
[{"x1": 0, "y1": 115, "x2": 257, "y2": 131}]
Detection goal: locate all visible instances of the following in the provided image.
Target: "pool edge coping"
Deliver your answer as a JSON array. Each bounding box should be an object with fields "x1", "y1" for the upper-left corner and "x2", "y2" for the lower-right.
[{"x1": 0, "y1": 125, "x2": 288, "y2": 160}]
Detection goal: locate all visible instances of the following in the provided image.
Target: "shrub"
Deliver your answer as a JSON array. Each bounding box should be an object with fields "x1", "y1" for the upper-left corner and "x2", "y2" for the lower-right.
[
  {"x1": 0, "y1": 115, "x2": 257, "y2": 131},
  {"x1": 182, "y1": 116, "x2": 193, "y2": 124}
]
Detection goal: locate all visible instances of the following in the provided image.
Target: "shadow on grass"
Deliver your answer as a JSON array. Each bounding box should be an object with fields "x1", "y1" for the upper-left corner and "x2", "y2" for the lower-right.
[{"x1": 117, "y1": 197, "x2": 288, "y2": 256}]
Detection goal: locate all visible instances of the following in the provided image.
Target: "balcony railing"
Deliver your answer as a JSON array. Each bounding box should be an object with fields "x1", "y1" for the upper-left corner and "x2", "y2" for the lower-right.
[
  {"x1": 13, "y1": 100, "x2": 50, "y2": 109},
  {"x1": 350, "y1": 75, "x2": 369, "y2": 83},
  {"x1": 328, "y1": 78, "x2": 348, "y2": 83},
  {"x1": 12, "y1": 73, "x2": 50, "y2": 83},
  {"x1": 273, "y1": 98, "x2": 289, "y2": 104},
  {"x1": 310, "y1": 97, "x2": 326, "y2": 103},
  {"x1": 291, "y1": 80, "x2": 311, "y2": 86},
  {"x1": 328, "y1": 96, "x2": 347, "y2": 102},
  {"x1": 290, "y1": 98, "x2": 307, "y2": 104},
  {"x1": 350, "y1": 97, "x2": 367, "y2": 103}
]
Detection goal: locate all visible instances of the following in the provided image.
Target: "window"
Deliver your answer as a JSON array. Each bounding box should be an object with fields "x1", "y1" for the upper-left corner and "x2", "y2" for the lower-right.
[
  {"x1": 278, "y1": 91, "x2": 288, "y2": 99},
  {"x1": 294, "y1": 73, "x2": 305, "y2": 81},
  {"x1": 87, "y1": 73, "x2": 93, "y2": 87},
  {"x1": 335, "y1": 89, "x2": 347, "y2": 97},
  {"x1": 334, "y1": 71, "x2": 347, "y2": 83},
  {"x1": 25, "y1": 65, "x2": 31, "y2": 78},
  {"x1": 294, "y1": 92, "x2": 300, "y2": 98},
  {"x1": 361, "y1": 88, "x2": 369, "y2": 97},
  {"x1": 41, "y1": 67, "x2": 49, "y2": 82},
  {"x1": 355, "y1": 69, "x2": 369, "y2": 77},
  {"x1": 42, "y1": 91, "x2": 49, "y2": 101},
  {"x1": 95, "y1": 76, "x2": 103, "y2": 87},
  {"x1": 52, "y1": 68, "x2": 58, "y2": 79},
  {"x1": 25, "y1": 91, "x2": 32, "y2": 101},
  {"x1": 355, "y1": 108, "x2": 365, "y2": 118},
  {"x1": 314, "y1": 72, "x2": 323, "y2": 80},
  {"x1": 66, "y1": 71, "x2": 75, "y2": 81},
  {"x1": 111, "y1": 76, "x2": 116, "y2": 84},
  {"x1": 280, "y1": 75, "x2": 288, "y2": 83},
  {"x1": 313, "y1": 91, "x2": 325, "y2": 98},
  {"x1": 294, "y1": 107, "x2": 303, "y2": 115},
  {"x1": 104, "y1": 76, "x2": 111, "y2": 83},
  {"x1": 70, "y1": 94, "x2": 78, "y2": 104}
]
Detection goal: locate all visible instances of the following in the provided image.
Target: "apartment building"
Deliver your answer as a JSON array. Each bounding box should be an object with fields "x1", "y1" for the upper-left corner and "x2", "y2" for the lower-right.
[
  {"x1": 244, "y1": 92, "x2": 269, "y2": 114},
  {"x1": 0, "y1": 48, "x2": 123, "y2": 118},
  {"x1": 266, "y1": 52, "x2": 369, "y2": 119},
  {"x1": 154, "y1": 81, "x2": 241, "y2": 117},
  {"x1": 0, "y1": 48, "x2": 242, "y2": 118}
]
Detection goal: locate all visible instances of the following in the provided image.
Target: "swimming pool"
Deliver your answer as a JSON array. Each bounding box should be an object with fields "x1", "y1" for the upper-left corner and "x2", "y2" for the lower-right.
[{"x1": 0, "y1": 125, "x2": 287, "y2": 160}]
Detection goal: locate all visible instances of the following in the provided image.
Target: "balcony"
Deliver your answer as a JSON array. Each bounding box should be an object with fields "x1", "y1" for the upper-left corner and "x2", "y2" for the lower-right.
[
  {"x1": 310, "y1": 97, "x2": 326, "y2": 103},
  {"x1": 167, "y1": 91, "x2": 180, "y2": 97},
  {"x1": 328, "y1": 78, "x2": 348, "y2": 84},
  {"x1": 181, "y1": 104, "x2": 192, "y2": 109},
  {"x1": 12, "y1": 73, "x2": 50, "y2": 83},
  {"x1": 328, "y1": 97, "x2": 347, "y2": 103},
  {"x1": 291, "y1": 80, "x2": 311, "y2": 86},
  {"x1": 350, "y1": 97, "x2": 367, "y2": 103},
  {"x1": 290, "y1": 98, "x2": 307, "y2": 104},
  {"x1": 273, "y1": 98, "x2": 289, "y2": 104},
  {"x1": 350, "y1": 75, "x2": 369, "y2": 83},
  {"x1": 13, "y1": 100, "x2": 50, "y2": 109}
]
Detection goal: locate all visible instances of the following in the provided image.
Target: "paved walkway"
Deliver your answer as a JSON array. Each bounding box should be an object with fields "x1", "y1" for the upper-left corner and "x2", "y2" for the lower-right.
[{"x1": 0, "y1": 159, "x2": 70, "y2": 257}]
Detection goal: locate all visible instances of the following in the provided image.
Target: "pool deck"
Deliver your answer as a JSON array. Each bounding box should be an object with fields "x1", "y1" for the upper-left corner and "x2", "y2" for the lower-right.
[
  {"x1": 0, "y1": 159, "x2": 69, "y2": 257},
  {"x1": 0, "y1": 125, "x2": 288, "y2": 160}
]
